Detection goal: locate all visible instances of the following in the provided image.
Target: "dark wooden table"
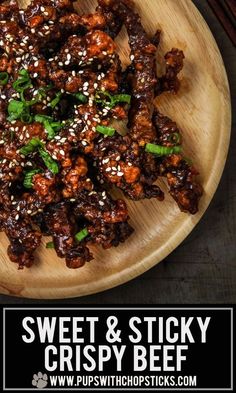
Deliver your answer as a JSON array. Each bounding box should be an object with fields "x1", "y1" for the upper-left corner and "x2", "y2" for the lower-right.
[{"x1": 0, "y1": 0, "x2": 235, "y2": 305}]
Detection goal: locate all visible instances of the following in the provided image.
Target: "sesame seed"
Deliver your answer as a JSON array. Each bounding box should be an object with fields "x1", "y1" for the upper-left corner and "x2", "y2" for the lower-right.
[
  {"x1": 60, "y1": 150, "x2": 65, "y2": 156},
  {"x1": 117, "y1": 172, "x2": 124, "y2": 177}
]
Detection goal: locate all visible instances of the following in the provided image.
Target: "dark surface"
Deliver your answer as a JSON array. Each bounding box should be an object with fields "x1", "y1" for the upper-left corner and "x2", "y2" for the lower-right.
[{"x1": 0, "y1": 0, "x2": 235, "y2": 304}]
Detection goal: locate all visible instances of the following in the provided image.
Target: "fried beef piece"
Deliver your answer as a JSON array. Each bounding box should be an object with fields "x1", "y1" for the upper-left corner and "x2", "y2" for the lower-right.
[
  {"x1": 105, "y1": 0, "x2": 157, "y2": 146},
  {"x1": 97, "y1": 0, "x2": 123, "y2": 39},
  {"x1": 93, "y1": 135, "x2": 164, "y2": 201},
  {"x1": 153, "y1": 111, "x2": 203, "y2": 214},
  {"x1": 153, "y1": 110, "x2": 182, "y2": 147},
  {"x1": 161, "y1": 154, "x2": 203, "y2": 214},
  {"x1": 159, "y1": 48, "x2": 185, "y2": 94},
  {"x1": 73, "y1": 190, "x2": 134, "y2": 249},
  {"x1": 45, "y1": 202, "x2": 93, "y2": 269},
  {"x1": 0, "y1": 208, "x2": 41, "y2": 268}
]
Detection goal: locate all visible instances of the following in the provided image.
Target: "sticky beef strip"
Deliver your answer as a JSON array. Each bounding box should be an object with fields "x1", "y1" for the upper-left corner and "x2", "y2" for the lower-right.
[
  {"x1": 93, "y1": 135, "x2": 164, "y2": 201},
  {"x1": 153, "y1": 111, "x2": 203, "y2": 214},
  {"x1": 73, "y1": 191, "x2": 134, "y2": 249},
  {"x1": 158, "y1": 48, "x2": 185, "y2": 94},
  {"x1": 97, "y1": 0, "x2": 123, "y2": 39},
  {"x1": 108, "y1": 0, "x2": 157, "y2": 146},
  {"x1": 0, "y1": 208, "x2": 41, "y2": 269},
  {"x1": 45, "y1": 201, "x2": 93, "y2": 269}
]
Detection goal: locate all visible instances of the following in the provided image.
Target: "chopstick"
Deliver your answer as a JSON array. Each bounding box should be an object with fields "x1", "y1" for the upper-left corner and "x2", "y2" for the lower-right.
[{"x1": 207, "y1": 0, "x2": 236, "y2": 46}]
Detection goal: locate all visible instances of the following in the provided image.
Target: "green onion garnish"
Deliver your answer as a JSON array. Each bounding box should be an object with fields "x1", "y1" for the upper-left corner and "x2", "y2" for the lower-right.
[
  {"x1": 74, "y1": 92, "x2": 88, "y2": 103},
  {"x1": 145, "y1": 144, "x2": 182, "y2": 156},
  {"x1": 13, "y1": 69, "x2": 32, "y2": 93},
  {"x1": 7, "y1": 99, "x2": 35, "y2": 123},
  {"x1": 23, "y1": 169, "x2": 41, "y2": 189},
  {"x1": 46, "y1": 242, "x2": 55, "y2": 249},
  {"x1": 50, "y1": 92, "x2": 62, "y2": 109},
  {"x1": 38, "y1": 148, "x2": 59, "y2": 174},
  {"x1": 0, "y1": 72, "x2": 9, "y2": 86},
  {"x1": 75, "y1": 228, "x2": 89, "y2": 242},
  {"x1": 111, "y1": 94, "x2": 131, "y2": 105},
  {"x1": 34, "y1": 114, "x2": 52, "y2": 122},
  {"x1": 95, "y1": 91, "x2": 131, "y2": 109},
  {"x1": 35, "y1": 115, "x2": 62, "y2": 140},
  {"x1": 20, "y1": 112, "x2": 33, "y2": 124},
  {"x1": 7, "y1": 100, "x2": 26, "y2": 121},
  {"x1": 96, "y1": 125, "x2": 116, "y2": 137},
  {"x1": 20, "y1": 138, "x2": 58, "y2": 174},
  {"x1": 20, "y1": 137, "x2": 43, "y2": 155},
  {"x1": 167, "y1": 133, "x2": 181, "y2": 145}
]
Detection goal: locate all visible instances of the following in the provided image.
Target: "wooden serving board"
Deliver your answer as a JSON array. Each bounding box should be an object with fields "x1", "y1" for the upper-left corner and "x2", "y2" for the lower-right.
[{"x1": 0, "y1": 0, "x2": 231, "y2": 299}]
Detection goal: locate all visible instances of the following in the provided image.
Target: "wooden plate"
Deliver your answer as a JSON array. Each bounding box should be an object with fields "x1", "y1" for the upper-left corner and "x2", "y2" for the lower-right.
[{"x1": 0, "y1": 0, "x2": 231, "y2": 299}]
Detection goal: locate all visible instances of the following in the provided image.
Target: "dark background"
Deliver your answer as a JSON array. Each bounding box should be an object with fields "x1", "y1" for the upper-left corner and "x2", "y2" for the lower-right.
[{"x1": 0, "y1": 0, "x2": 235, "y2": 304}]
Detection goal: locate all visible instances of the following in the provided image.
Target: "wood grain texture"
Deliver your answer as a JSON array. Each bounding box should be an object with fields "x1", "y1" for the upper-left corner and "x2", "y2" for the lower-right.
[{"x1": 0, "y1": 0, "x2": 231, "y2": 299}]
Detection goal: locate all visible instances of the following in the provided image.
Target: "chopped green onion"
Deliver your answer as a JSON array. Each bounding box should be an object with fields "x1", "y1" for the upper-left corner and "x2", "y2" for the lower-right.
[
  {"x1": 35, "y1": 114, "x2": 62, "y2": 140},
  {"x1": 38, "y1": 148, "x2": 59, "y2": 174},
  {"x1": 96, "y1": 125, "x2": 116, "y2": 137},
  {"x1": 34, "y1": 114, "x2": 52, "y2": 122},
  {"x1": 75, "y1": 228, "x2": 89, "y2": 242},
  {"x1": 7, "y1": 100, "x2": 25, "y2": 121},
  {"x1": 50, "y1": 92, "x2": 62, "y2": 109},
  {"x1": 0, "y1": 72, "x2": 9, "y2": 86},
  {"x1": 111, "y1": 94, "x2": 131, "y2": 105},
  {"x1": 20, "y1": 138, "x2": 44, "y2": 155},
  {"x1": 74, "y1": 93, "x2": 88, "y2": 103},
  {"x1": 167, "y1": 132, "x2": 181, "y2": 145},
  {"x1": 145, "y1": 143, "x2": 182, "y2": 156},
  {"x1": 46, "y1": 242, "x2": 55, "y2": 249},
  {"x1": 95, "y1": 91, "x2": 131, "y2": 108},
  {"x1": 8, "y1": 99, "x2": 35, "y2": 123},
  {"x1": 95, "y1": 91, "x2": 111, "y2": 105},
  {"x1": 13, "y1": 69, "x2": 32, "y2": 93},
  {"x1": 20, "y1": 112, "x2": 33, "y2": 123},
  {"x1": 23, "y1": 169, "x2": 41, "y2": 189}
]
